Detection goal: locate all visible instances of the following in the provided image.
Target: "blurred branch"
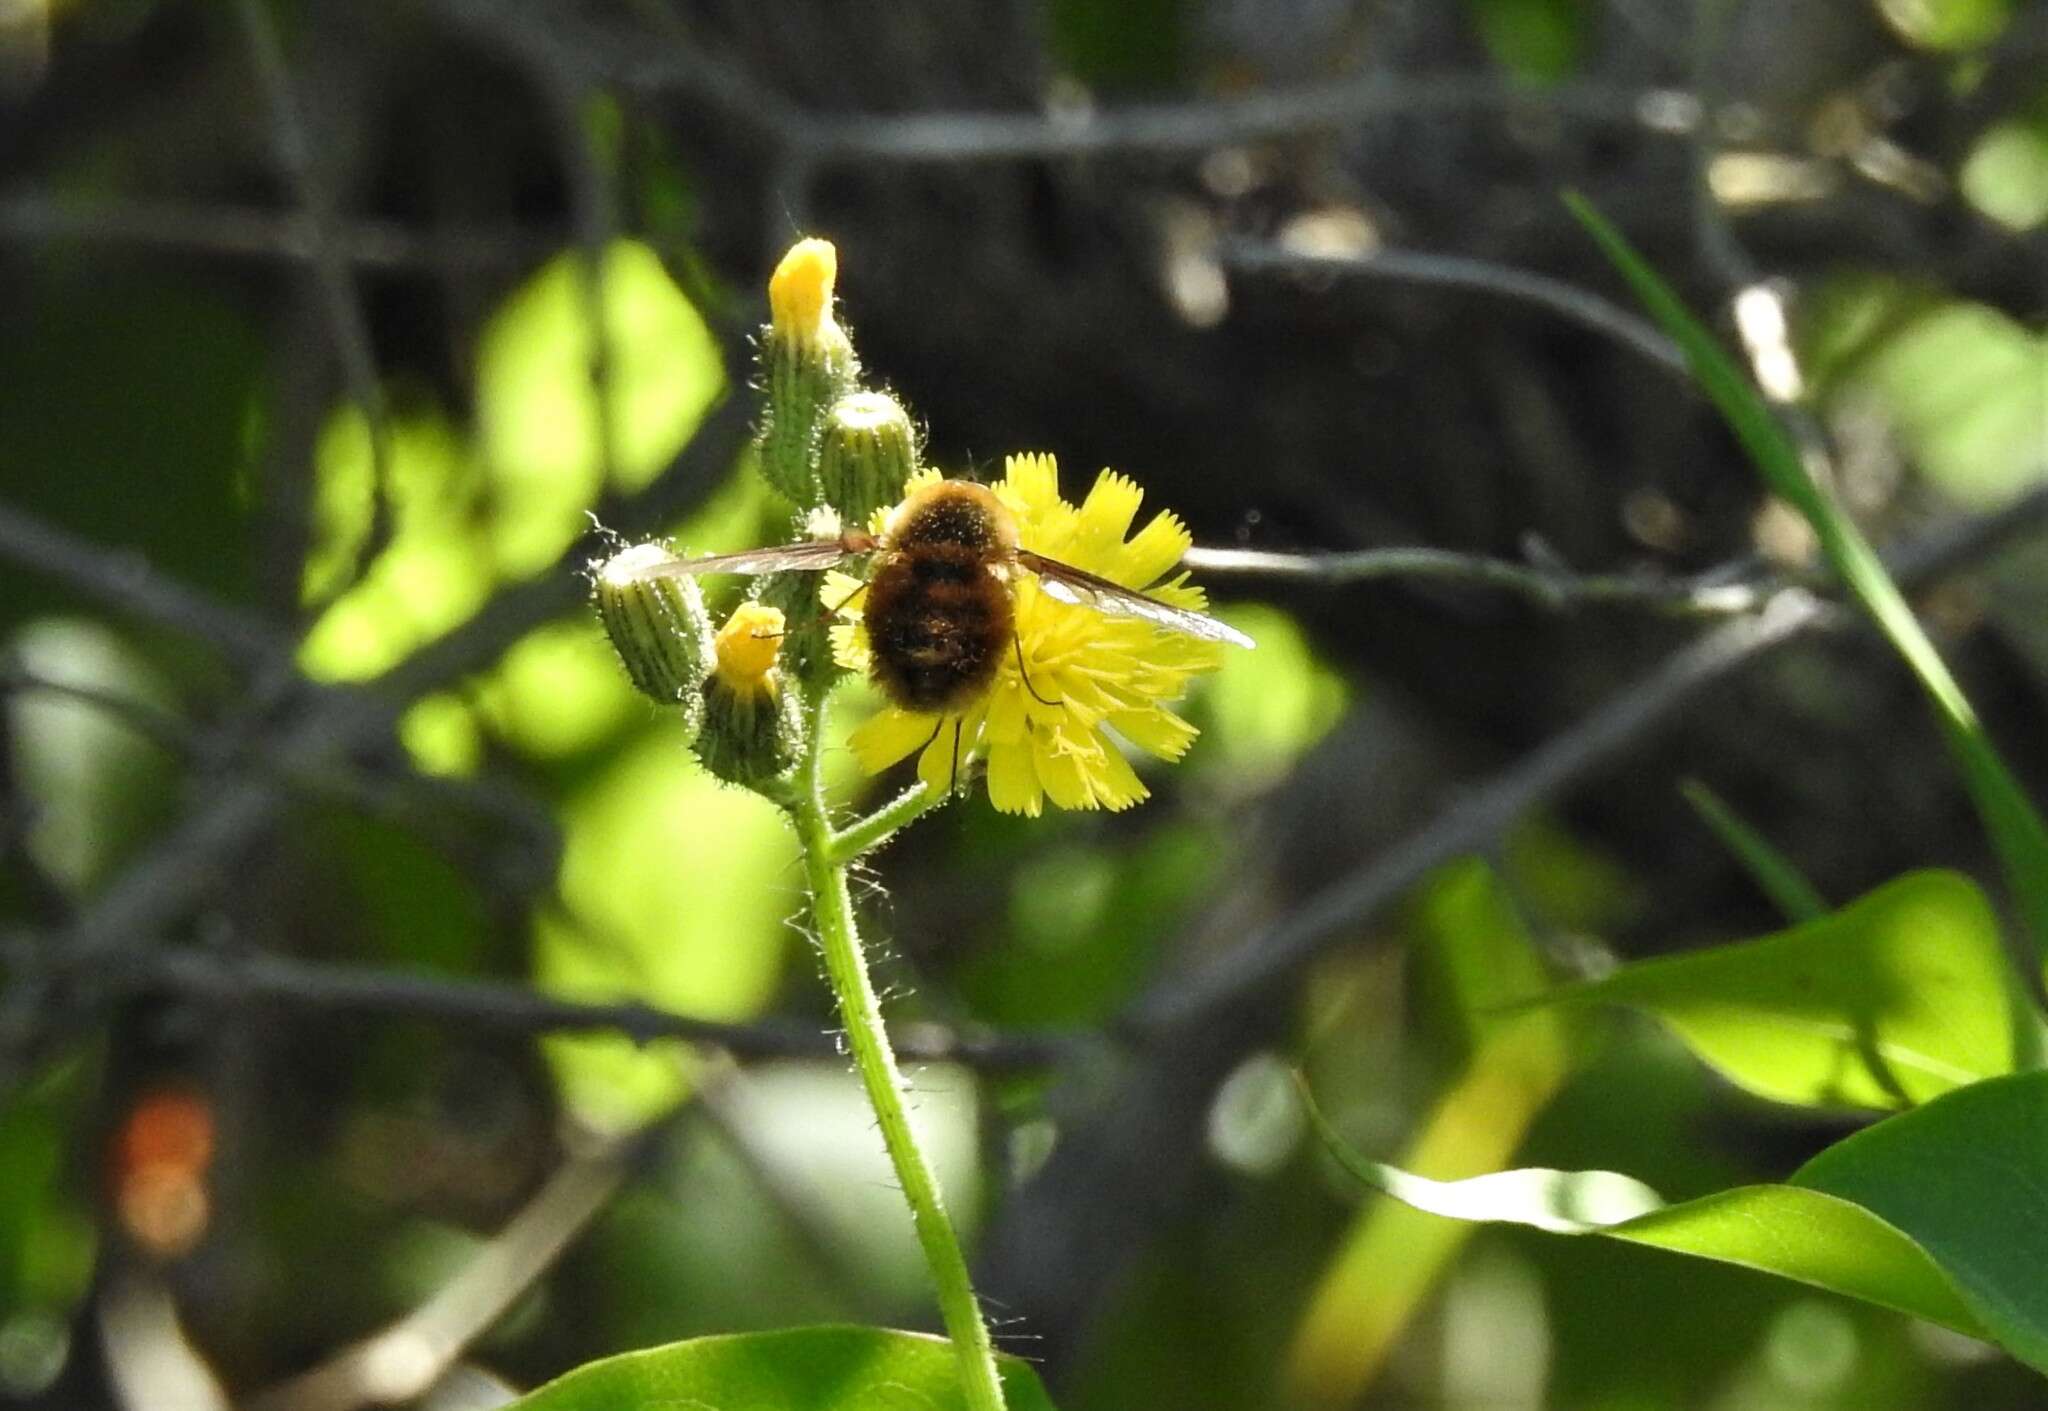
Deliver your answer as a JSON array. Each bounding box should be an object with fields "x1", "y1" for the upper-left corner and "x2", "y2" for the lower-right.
[
  {"x1": 0, "y1": 195, "x2": 565, "y2": 270},
  {"x1": 451, "y1": 0, "x2": 1696, "y2": 164},
  {"x1": 0, "y1": 500, "x2": 290, "y2": 669},
  {"x1": 141, "y1": 947, "x2": 1088, "y2": 1071},
  {"x1": 1182, "y1": 544, "x2": 1768, "y2": 616},
  {"x1": 233, "y1": 0, "x2": 394, "y2": 584},
  {"x1": 36, "y1": 392, "x2": 751, "y2": 992},
  {"x1": 99, "y1": 1271, "x2": 233, "y2": 1411},
  {"x1": 1222, "y1": 240, "x2": 1688, "y2": 376},
  {"x1": 1133, "y1": 482, "x2": 2048, "y2": 1033},
  {"x1": 793, "y1": 77, "x2": 1695, "y2": 165},
  {"x1": 248, "y1": 1136, "x2": 633, "y2": 1411}
]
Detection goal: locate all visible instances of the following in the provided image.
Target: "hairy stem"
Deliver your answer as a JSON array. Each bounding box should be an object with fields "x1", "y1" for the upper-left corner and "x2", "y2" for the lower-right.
[
  {"x1": 793, "y1": 693, "x2": 1005, "y2": 1411},
  {"x1": 831, "y1": 781, "x2": 939, "y2": 864}
]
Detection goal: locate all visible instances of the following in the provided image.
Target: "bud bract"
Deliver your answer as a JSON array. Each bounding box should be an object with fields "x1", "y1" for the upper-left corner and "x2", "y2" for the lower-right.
[{"x1": 593, "y1": 543, "x2": 714, "y2": 736}]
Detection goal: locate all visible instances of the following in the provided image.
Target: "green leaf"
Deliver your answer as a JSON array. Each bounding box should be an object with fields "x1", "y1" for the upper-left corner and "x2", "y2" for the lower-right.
[
  {"x1": 1679, "y1": 779, "x2": 1827, "y2": 923},
  {"x1": 1463, "y1": 0, "x2": 1585, "y2": 84},
  {"x1": 1298, "y1": 1077, "x2": 2033, "y2": 1364},
  {"x1": 1284, "y1": 863, "x2": 1575, "y2": 1405},
  {"x1": 1528, "y1": 871, "x2": 2012, "y2": 1109},
  {"x1": 502, "y1": 1326, "x2": 1058, "y2": 1411},
  {"x1": 1793, "y1": 1070, "x2": 2048, "y2": 1371},
  {"x1": 1565, "y1": 193, "x2": 2048, "y2": 1049}
]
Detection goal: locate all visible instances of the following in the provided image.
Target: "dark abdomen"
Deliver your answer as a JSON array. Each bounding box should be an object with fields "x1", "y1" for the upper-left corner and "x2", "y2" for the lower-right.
[{"x1": 864, "y1": 549, "x2": 1012, "y2": 714}]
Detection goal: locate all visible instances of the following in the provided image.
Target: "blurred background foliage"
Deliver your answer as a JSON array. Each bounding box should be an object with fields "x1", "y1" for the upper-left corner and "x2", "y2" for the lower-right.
[{"x1": 0, "y1": 0, "x2": 2043, "y2": 1408}]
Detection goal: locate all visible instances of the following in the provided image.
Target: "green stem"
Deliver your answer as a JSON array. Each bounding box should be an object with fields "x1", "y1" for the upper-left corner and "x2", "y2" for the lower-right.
[
  {"x1": 793, "y1": 695, "x2": 1005, "y2": 1411},
  {"x1": 831, "y1": 781, "x2": 939, "y2": 864}
]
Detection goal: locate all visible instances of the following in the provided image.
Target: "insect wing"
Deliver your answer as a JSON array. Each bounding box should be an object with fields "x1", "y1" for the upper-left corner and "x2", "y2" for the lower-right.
[
  {"x1": 1022, "y1": 552, "x2": 1255, "y2": 649},
  {"x1": 612, "y1": 539, "x2": 854, "y2": 582}
]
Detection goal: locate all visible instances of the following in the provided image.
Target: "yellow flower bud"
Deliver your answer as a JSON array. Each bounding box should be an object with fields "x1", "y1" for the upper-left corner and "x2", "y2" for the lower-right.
[
  {"x1": 768, "y1": 238, "x2": 840, "y2": 351},
  {"x1": 697, "y1": 604, "x2": 804, "y2": 789},
  {"x1": 713, "y1": 602, "x2": 786, "y2": 698},
  {"x1": 757, "y1": 237, "x2": 860, "y2": 505}
]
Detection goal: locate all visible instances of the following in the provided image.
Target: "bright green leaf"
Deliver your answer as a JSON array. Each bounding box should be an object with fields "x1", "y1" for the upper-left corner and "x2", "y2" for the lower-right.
[
  {"x1": 1875, "y1": 0, "x2": 2013, "y2": 51},
  {"x1": 1850, "y1": 301, "x2": 2048, "y2": 508},
  {"x1": 1567, "y1": 194, "x2": 2048, "y2": 1060},
  {"x1": 1530, "y1": 871, "x2": 2012, "y2": 1109},
  {"x1": 1285, "y1": 864, "x2": 1574, "y2": 1405},
  {"x1": 1297, "y1": 1079, "x2": 2000, "y2": 1357},
  {"x1": 535, "y1": 728, "x2": 796, "y2": 1132},
  {"x1": 1961, "y1": 113, "x2": 2048, "y2": 230},
  {"x1": 502, "y1": 1326, "x2": 1057, "y2": 1411},
  {"x1": 1793, "y1": 1069, "x2": 2048, "y2": 1371},
  {"x1": 477, "y1": 240, "x2": 725, "y2": 576}
]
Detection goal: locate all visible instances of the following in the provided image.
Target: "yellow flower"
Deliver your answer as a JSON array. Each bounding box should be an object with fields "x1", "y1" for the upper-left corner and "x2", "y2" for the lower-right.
[{"x1": 831, "y1": 454, "x2": 1226, "y2": 815}]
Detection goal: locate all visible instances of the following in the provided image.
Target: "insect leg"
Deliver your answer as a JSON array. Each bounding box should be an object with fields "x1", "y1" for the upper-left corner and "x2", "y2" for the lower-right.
[
  {"x1": 949, "y1": 717, "x2": 964, "y2": 796},
  {"x1": 1014, "y1": 635, "x2": 1062, "y2": 706}
]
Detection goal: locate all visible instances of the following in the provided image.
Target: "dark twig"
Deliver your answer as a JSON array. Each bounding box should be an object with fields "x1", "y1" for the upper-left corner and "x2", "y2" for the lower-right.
[
  {"x1": 0, "y1": 195, "x2": 567, "y2": 270},
  {"x1": 37, "y1": 394, "x2": 736, "y2": 978},
  {"x1": 1133, "y1": 483, "x2": 2048, "y2": 1033},
  {"x1": 1222, "y1": 241, "x2": 1688, "y2": 377},
  {"x1": 142, "y1": 948, "x2": 1086, "y2": 1071},
  {"x1": 233, "y1": 0, "x2": 395, "y2": 594},
  {"x1": 1181, "y1": 544, "x2": 1766, "y2": 616},
  {"x1": 794, "y1": 77, "x2": 1695, "y2": 165},
  {"x1": 0, "y1": 501, "x2": 288, "y2": 668}
]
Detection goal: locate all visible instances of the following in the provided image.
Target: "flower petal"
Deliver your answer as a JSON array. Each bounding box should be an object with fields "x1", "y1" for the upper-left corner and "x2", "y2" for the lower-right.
[
  {"x1": 1110, "y1": 707, "x2": 1198, "y2": 761},
  {"x1": 986, "y1": 738, "x2": 1043, "y2": 816},
  {"x1": 849, "y1": 707, "x2": 938, "y2": 773}
]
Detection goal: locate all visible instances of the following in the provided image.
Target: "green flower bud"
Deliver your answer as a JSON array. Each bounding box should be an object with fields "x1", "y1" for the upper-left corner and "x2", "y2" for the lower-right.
[
  {"x1": 695, "y1": 603, "x2": 804, "y2": 788},
  {"x1": 818, "y1": 391, "x2": 918, "y2": 525},
  {"x1": 756, "y1": 238, "x2": 859, "y2": 505},
  {"x1": 593, "y1": 543, "x2": 713, "y2": 736}
]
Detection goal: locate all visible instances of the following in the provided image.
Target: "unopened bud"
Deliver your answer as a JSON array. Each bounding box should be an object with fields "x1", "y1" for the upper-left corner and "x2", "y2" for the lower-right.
[
  {"x1": 757, "y1": 238, "x2": 859, "y2": 505},
  {"x1": 756, "y1": 567, "x2": 843, "y2": 694},
  {"x1": 594, "y1": 544, "x2": 713, "y2": 735},
  {"x1": 818, "y1": 391, "x2": 917, "y2": 525},
  {"x1": 696, "y1": 603, "x2": 804, "y2": 787}
]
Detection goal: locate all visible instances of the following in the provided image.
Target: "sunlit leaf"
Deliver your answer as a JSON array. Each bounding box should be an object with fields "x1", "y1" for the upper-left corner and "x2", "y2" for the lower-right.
[
  {"x1": 1298, "y1": 1076, "x2": 2028, "y2": 1361},
  {"x1": 1568, "y1": 194, "x2": 2048, "y2": 1057},
  {"x1": 1850, "y1": 301, "x2": 2048, "y2": 508},
  {"x1": 1285, "y1": 863, "x2": 1575, "y2": 1405},
  {"x1": 1961, "y1": 110, "x2": 2048, "y2": 231},
  {"x1": 1791, "y1": 1069, "x2": 2048, "y2": 1370},
  {"x1": 1874, "y1": 0, "x2": 2013, "y2": 50},
  {"x1": 5, "y1": 618, "x2": 180, "y2": 891},
  {"x1": 535, "y1": 728, "x2": 796, "y2": 1132},
  {"x1": 1194, "y1": 604, "x2": 1346, "y2": 786},
  {"x1": 300, "y1": 409, "x2": 492, "y2": 681},
  {"x1": 1528, "y1": 872, "x2": 2012, "y2": 1109},
  {"x1": 474, "y1": 620, "x2": 641, "y2": 760},
  {"x1": 477, "y1": 240, "x2": 726, "y2": 576},
  {"x1": 501, "y1": 1326, "x2": 1057, "y2": 1411}
]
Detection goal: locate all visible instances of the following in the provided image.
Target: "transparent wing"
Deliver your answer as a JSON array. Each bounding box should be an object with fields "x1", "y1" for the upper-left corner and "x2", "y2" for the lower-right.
[
  {"x1": 1020, "y1": 551, "x2": 1255, "y2": 649},
  {"x1": 605, "y1": 539, "x2": 855, "y2": 582}
]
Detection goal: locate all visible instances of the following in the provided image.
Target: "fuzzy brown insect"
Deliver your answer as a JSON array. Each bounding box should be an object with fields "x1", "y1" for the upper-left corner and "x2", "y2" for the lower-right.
[{"x1": 613, "y1": 477, "x2": 1253, "y2": 717}]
